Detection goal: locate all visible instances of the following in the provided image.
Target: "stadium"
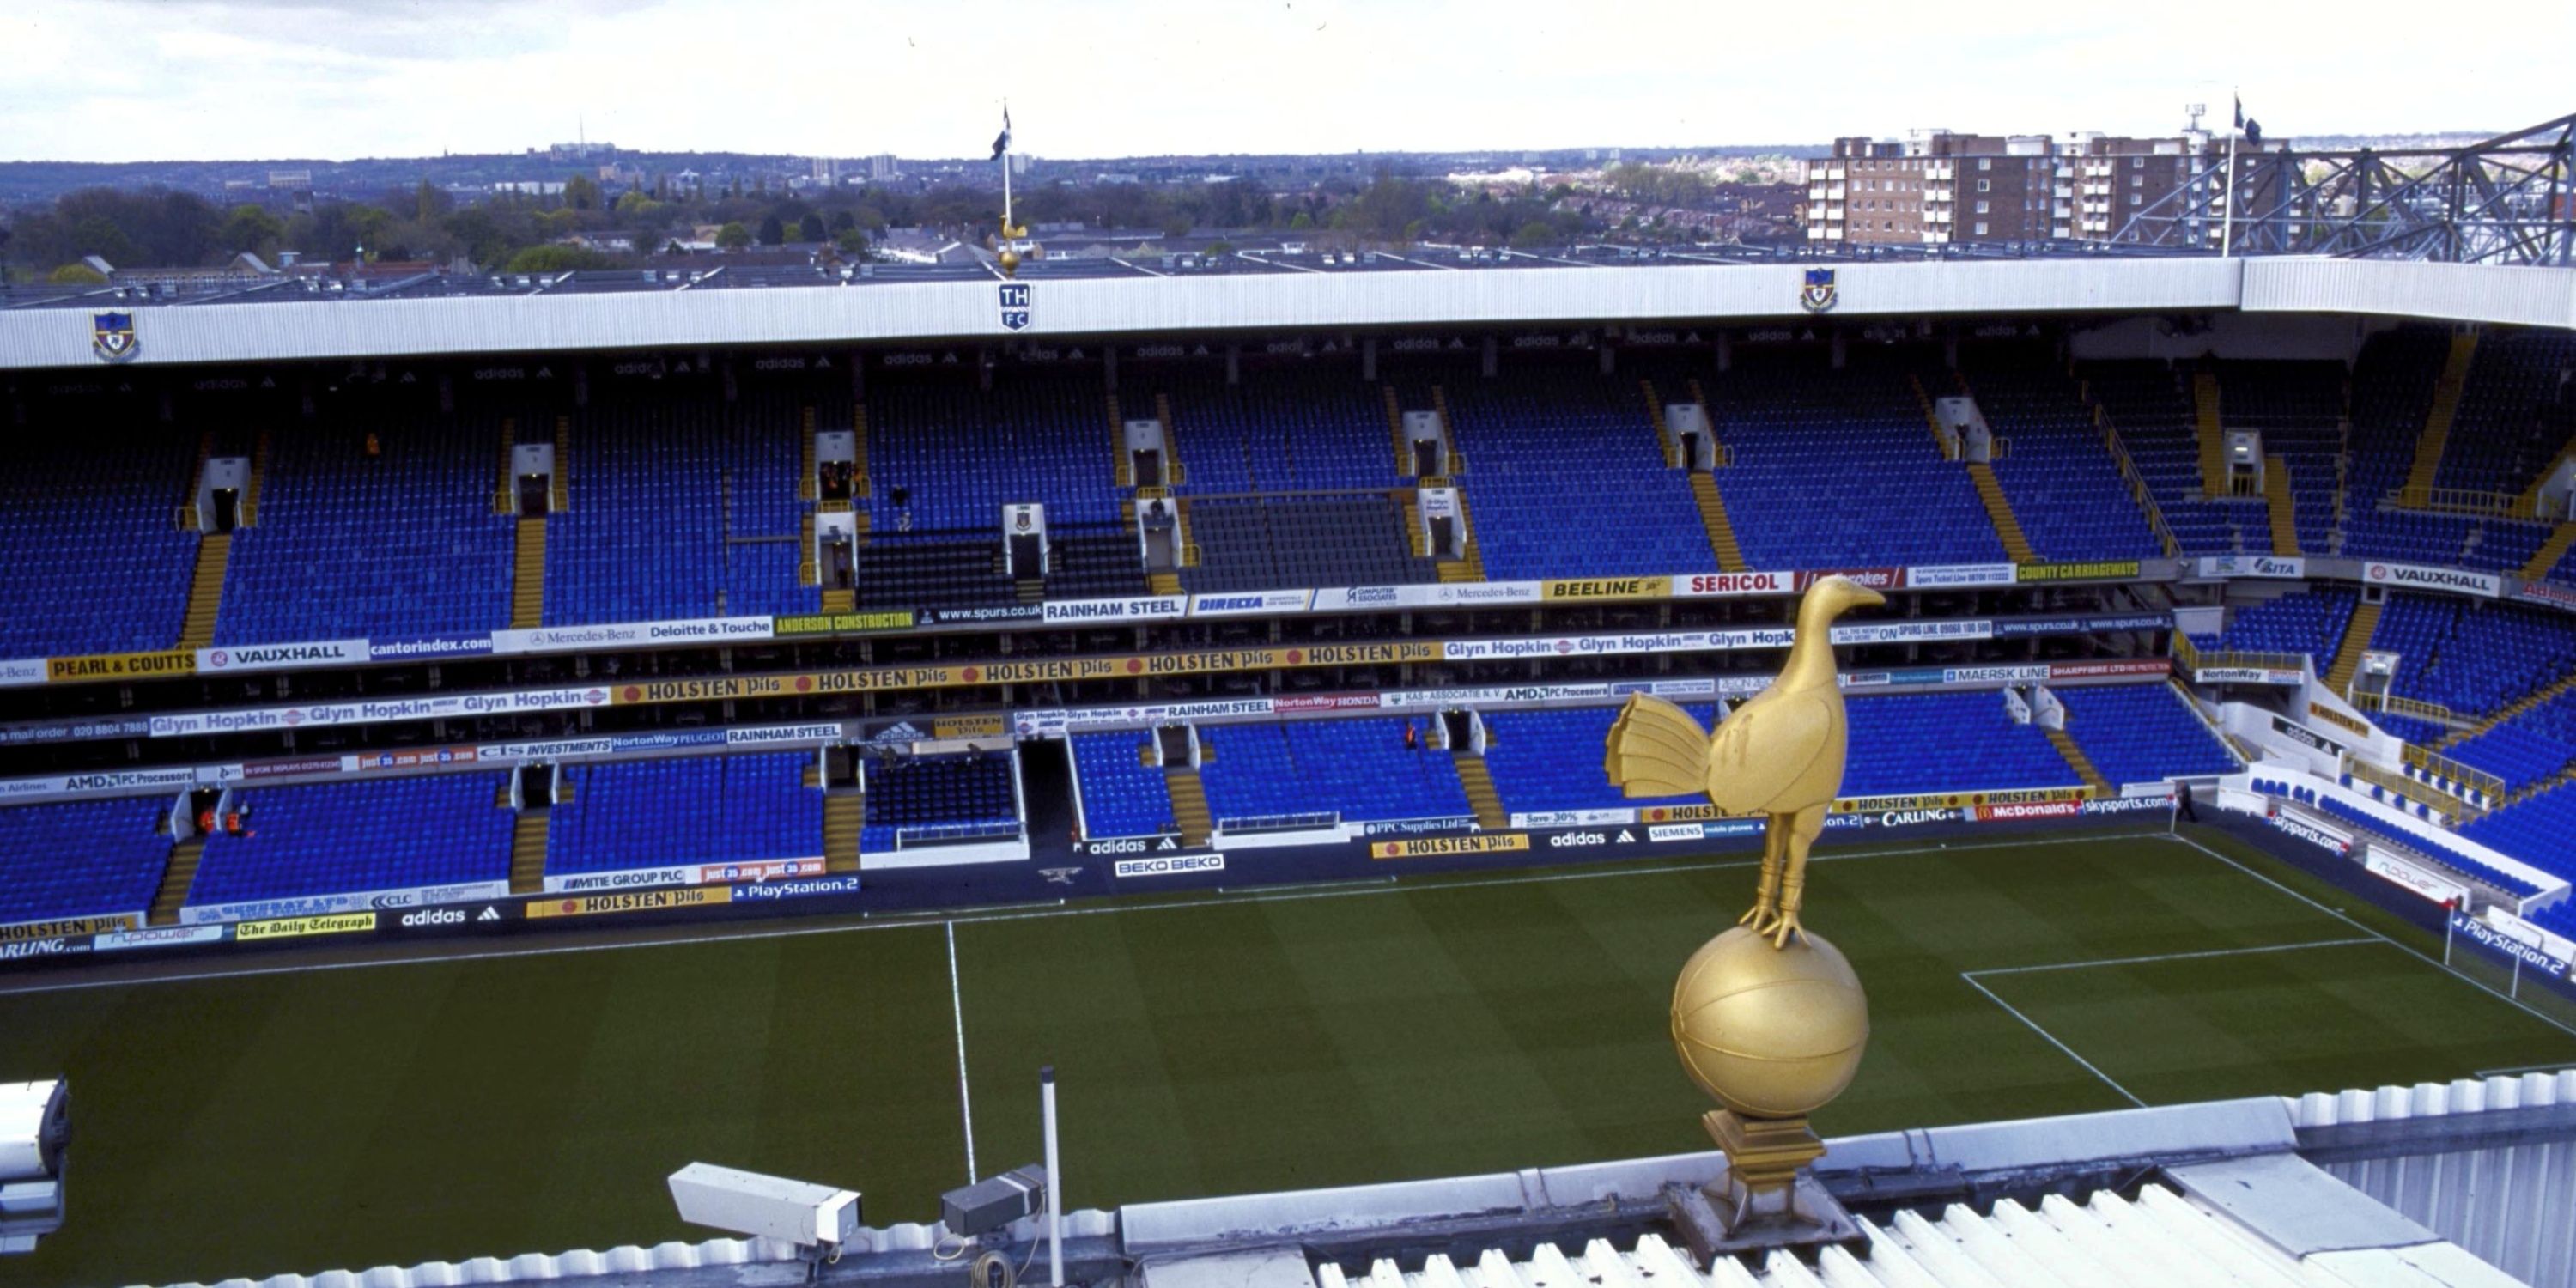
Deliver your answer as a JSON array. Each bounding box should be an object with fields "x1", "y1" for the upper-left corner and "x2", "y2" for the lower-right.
[{"x1": 7, "y1": 136, "x2": 2576, "y2": 1288}]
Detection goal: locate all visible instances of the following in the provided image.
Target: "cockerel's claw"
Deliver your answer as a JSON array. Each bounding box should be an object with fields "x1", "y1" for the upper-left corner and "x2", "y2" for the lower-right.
[
  {"x1": 1737, "y1": 902, "x2": 1767, "y2": 928},
  {"x1": 1768, "y1": 912, "x2": 1802, "y2": 949}
]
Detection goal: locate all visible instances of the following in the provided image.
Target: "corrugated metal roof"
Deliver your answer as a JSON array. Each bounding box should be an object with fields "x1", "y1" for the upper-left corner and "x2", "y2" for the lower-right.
[
  {"x1": 1307, "y1": 1177, "x2": 2516, "y2": 1288},
  {"x1": 2291, "y1": 1072, "x2": 2576, "y2": 1287}
]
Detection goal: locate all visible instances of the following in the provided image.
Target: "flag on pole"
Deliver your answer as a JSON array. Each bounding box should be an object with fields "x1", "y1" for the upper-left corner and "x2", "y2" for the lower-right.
[
  {"x1": 2233, "y1": 94, "x2": 2261, "y2": 146},
  {"x1": 991, "y1": 106, "x2": 1012, "y2": 161}
]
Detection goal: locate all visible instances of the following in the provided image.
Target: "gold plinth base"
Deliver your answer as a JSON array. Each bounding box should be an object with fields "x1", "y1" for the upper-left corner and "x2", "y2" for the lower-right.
[
  {"x1": 1663, "y1": 1110, "x2": 1857, "y2": 1260},
  {"x1": 1704, "y1": 1109, "x2": 1826, "y2": 1193}
]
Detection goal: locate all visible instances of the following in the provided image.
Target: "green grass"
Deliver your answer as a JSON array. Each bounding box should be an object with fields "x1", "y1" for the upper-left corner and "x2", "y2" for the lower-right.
[{"x1": 3, "y1": 825, "x2": 2573, "y2": 1288}]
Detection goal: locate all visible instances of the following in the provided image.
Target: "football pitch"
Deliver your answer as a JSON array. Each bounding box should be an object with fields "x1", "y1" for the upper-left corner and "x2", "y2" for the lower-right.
[{"x1": 6, "y1": 824, "x2": 2576, "y2": 1288}]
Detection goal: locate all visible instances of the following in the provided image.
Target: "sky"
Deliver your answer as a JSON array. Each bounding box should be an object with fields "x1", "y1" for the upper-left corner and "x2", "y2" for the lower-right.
[{"x1": 4, "y1": 0, "x2": 2569, "y2": 164}]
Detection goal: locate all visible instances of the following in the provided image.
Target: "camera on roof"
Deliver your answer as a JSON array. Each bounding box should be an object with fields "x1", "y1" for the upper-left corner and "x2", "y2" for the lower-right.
[
  {"x1": 668, "y1": 1162, "x2": 861, "y2": 1255},
  {"x1": 0, "y1": 1079, "x2": 69, "y2": 1256}
]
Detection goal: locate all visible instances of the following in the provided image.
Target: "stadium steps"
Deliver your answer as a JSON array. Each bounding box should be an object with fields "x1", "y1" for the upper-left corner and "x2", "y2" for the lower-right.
[
  {"x1": 1909, "y1": 373, "x2": 1959, "y2": 460},
  {"x1": 1440, "y1": 490, "x2": 1485, "y2": 582},
  {"x1": 1109, "y1": 393, "x2": 1130, "y2": 487},
  {"x1": 1451, "y1": 752, "x2": 1510, "y2": 829},
  {"x1": 1384, "y1": 384, "x2": 1409, "y2": 473},
  {"x1": 2399, "y1": 331, "x2": 2478, "y2": 503},
  {"x1": 1146, "y1": 573, "x2": 1182, "y2": 596},
  {"x1": 823, "y1": 793, "x2": 862, "y2": 873},
  {"x1": 244, "y1": 428, "x2": 270, "y2": 526},
  {"x1": 850, "y1": 404, "x2": 872, "y2": 496},
  {"x1": 1155, "y1": 393, "x2": 1186, "y2": 486},
  {"x1": 2445, "y1": 669, "x2": 2576, "y2": 747},
  {"x1": 2520, "y1": 521, "x2": 2576, "y2": 580},
  {"x1": 799, "y1": 513, "x2": 818, "y2": 585},
  {"x1": 1687, "y1": 474, "x2": 1750, "y2": 573},
  {"x1": 799, "y1": 406, "x2": 818, "y2": 501},
  {"x1": 510, "y1": 517, "x2": 546, "y2": 629},
  {"x1": 2263, "y1": 456, "x2": 2301, "y2": 556},
  {"x1": 493, "y1": 416, "x2": 518, "y2": 514},
  {"x1": 2044, "y1": 727, "x2": 2112, "y2": 796},
  {"x1": 1163, "y1": 765, "x2": 1213, "y2": 847},
  {"x1": 1965, "y1": 463, "x2": 2038, "y2": 562},
  {"x1": 2322, "y1": 597, "x2": 2385, "y2": 694},
  {"x1": 1642, "y1": 380, "x2": 1676, "y2": 465},
  {"x1": 821, "y1": 587, "x2": 854, "y2": 612},
  {"x1": 1018, "y1": 578, "x2": 1049, "y2": 603},
  {"x1": 177, "y1": 532, "x2": 230, "y2": 650},
  {"x1": 508, "y1": 811, "x2": 550, "y2": 895},
  {"x1": 149, "y1": 837, "x2": 203, "y2": 927},
  {"x1": 550, "y1": 416, "x2": 571, "y2": 511},
  {"x1": 2193, "y1": 368, "x2": 2225, "y2": 498}
]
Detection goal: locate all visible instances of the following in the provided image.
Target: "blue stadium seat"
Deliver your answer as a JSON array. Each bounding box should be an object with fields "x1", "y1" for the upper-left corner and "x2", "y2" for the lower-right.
[
  {"x1": 189, "y1": 775, "x2": 513, "y2": 908},
  {"x1": 1072, "y1": 733, "x2": 1170, "y2": 837},
  {"x1": 0, "y1": 799, "x2": 170, "y2": 925},
  {"x1": 2057, "y1": 684, "x2": 2240, "y2": 787},
  {"x1": 548, "y1": 752, "x2": 821, "y2": 875}
]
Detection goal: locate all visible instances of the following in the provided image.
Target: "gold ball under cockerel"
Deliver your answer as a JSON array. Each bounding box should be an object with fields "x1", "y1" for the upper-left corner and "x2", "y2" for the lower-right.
[{"x1": 1671, "y1": 925, "x2": 1869, "y2": 1117}]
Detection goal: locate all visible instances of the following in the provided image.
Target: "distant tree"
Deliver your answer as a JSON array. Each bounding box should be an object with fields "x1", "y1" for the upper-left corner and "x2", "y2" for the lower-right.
[
  {"x1": 716, "y1": 222, "x2": 752, "y2": 251},
  {"x1": 69, "y1": 215, "x2": 137, "y2": 265},
  {"x1": 797, "y1": 213, "x2": 827, "y2": 243},
  {"x1": 1162, "y1": 216, "x2": 1192, "y2": 239},
  {"x1": 565, "y1": 173, "x2": 603, "y2": 212},
  {"x1": 1510, "y1": 220, "x2": 1556, "y2": 250},
  {"x1": 834, "y1": 228, "x2": 872, "y2": 255},
  {"x1": 757, "y1": 213, "x2": 786, "y2": 246},
  {"x1": 1288, "y1": 210, "x2": 1313, "y2": 230},
  {"x1": 49, "y1": 262, "x2": 106, "y2": 284},
  {"x1": 414, "y1": 179, "x2": 449, "y2": 222},
  {"x1": 219, "y1": 204, "x2": 286, "y2": 257},
  {"x1": 1204, "y1": 240, "x2": 1235, "y2": 257},
  {"x1": 502, "y1": 244, "x2": 612, "y2": 273},
  {"x1": 614, "y1": 190, "x2": 667, "y2": 221}
]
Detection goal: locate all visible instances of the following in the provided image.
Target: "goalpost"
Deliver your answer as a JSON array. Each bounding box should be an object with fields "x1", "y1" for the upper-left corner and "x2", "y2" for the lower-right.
[{"x1": 2439, "y1": 910, "x2": 2576, "y2": 1036}]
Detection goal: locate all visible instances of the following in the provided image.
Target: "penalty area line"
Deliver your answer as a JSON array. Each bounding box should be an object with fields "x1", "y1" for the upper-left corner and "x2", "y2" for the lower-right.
[
  {"x1": 1960, "y1": 973, "x2": 2148, "y2": 1109},
  {"x1": 2164, "y1": 832, "x2": 2576, "y2": 1043}
]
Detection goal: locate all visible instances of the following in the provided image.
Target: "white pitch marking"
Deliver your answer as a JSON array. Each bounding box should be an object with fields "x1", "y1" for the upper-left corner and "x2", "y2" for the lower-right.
[
  {"x1": 2165, "y1": 833, "x2": 2576, "y2": 1042},
  {"x1": 1965, "y1": 937, "x2": 2381, "y2": 979},
  {"x1": 1960, "y1": 974, "x2": 2148, "y2": 1109},
  {"x1": 949, "y1": 919, "x2": 977, "y2": 1182}
]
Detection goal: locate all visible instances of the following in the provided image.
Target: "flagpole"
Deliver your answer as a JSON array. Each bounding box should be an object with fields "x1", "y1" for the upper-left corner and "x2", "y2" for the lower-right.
[{"x1": 2220, "y1": 111, "x2": 2238, "y2": 258}]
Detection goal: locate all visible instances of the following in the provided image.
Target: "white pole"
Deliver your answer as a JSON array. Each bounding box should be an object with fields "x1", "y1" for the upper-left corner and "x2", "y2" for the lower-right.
[
  {"x1": 1041, "y1": 1065, "x2": 1063, "y2": 1288},
  {"x1": 2220, "y1": 130, "x2": 2238, "y2": 258}
]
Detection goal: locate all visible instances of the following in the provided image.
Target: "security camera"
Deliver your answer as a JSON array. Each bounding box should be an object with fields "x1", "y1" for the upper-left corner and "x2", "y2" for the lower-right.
[
  {"x1": 668, "y1": 1163, "x2": 860, "y2": 1255},
  {"x1": 942, "y1": 1164, "x2": 1048, "y2": 1236},
  {"x1": 0, "y1": 1079, "x2": 68, "y2": 1256}
]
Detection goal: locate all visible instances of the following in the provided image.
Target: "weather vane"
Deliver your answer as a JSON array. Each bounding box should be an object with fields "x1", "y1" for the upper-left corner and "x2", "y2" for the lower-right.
[{"x1": 1604, "y1": 574, "x2": 1880, "y2": 1251}]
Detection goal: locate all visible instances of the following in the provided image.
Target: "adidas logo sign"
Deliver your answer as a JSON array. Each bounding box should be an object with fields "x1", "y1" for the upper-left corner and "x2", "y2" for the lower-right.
[{"x1": 477, "y1": 907, "x2": 501, "y2": 922}]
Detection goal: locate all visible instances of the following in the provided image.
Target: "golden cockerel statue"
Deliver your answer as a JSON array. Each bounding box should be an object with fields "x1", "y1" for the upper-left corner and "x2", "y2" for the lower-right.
[{"x1": 1604, "y1": 574, "x2": 1886, "y2": 947}]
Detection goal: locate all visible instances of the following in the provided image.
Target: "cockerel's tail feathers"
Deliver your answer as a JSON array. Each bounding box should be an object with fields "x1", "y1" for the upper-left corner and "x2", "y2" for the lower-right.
[{"x1": 1605, "y1": 693, "x2": 1710, "y2": 799}]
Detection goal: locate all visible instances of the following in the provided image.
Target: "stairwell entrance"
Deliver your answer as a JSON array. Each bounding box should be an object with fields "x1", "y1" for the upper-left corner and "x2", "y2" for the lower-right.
[
  {"x1": 1017, "y1": 738, "x2": 1078, "y2": 860},
  {"x1": 1440, "y1": 708, "x2": 1479, "y2": 750}
]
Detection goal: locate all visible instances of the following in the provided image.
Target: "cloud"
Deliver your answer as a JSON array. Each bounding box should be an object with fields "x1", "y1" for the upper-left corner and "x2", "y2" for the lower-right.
[{"x1": 0, "y1": 0, "x2": 2567, "y2": 164}]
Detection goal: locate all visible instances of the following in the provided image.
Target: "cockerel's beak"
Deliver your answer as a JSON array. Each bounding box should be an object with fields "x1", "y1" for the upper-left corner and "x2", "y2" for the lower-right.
[{"x1": 1856, "y1": 586, "x2": 1886, "y2": 610}]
